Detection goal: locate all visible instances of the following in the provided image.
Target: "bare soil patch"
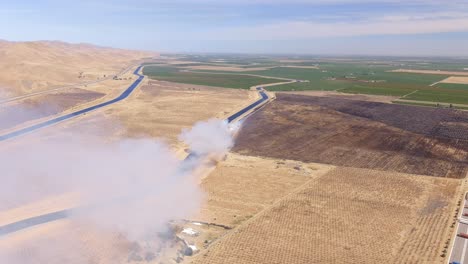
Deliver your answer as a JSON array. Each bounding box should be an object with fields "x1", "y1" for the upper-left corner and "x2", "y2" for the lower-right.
[
  {"x1": 233, "y1": 94, "x2": 468, "y2": 178},
  {"x1": 440, "y1": 76, "x2": 468, "y2": 85},
  {"x1": 391, "y1": 69, "x2": 468, "y2": 76},
  {"x1": 192, "y1": 167, "x2": 460, "y2": 264}
]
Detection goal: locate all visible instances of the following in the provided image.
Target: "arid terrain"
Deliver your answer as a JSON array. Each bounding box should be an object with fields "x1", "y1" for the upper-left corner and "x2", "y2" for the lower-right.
[
  {"x1": 37, "y1": 80, "x2": 256, "y2": 153},
  {"x1": 441, "y1": 76, "x2": 468, "y2": 84},
  {"x1": 391, "y1": 69, "x2": 468, "y2": 76},
  {"x1": 192, "y1": 166, "x2": 460, "y2": 264},
  {"x1": 0, "y1": 78, "x2": 255, "y2": 263},
  {"x1": 0, "y1": 88, "x2": 104, "y2": 131},
  {"x1": 0, "y1": 40, "x2": 154, "y2": 97},
  {"x1": 0, "y1": 51, "x2": 467, "y2": 264}
]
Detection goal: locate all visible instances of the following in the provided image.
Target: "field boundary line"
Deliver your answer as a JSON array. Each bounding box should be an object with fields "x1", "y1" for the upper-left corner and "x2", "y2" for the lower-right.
[
  {"x1": 400, "y1": 89, "x2": 419, "y2": 98},
  {"x1": 394, "y1": 99, "x2": 468, "y2": 109}
]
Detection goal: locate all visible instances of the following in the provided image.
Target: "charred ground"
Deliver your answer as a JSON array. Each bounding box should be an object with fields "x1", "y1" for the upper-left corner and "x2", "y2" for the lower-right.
[{"x1": 233, "y1": 94, "x2": 468, "y2": 178}]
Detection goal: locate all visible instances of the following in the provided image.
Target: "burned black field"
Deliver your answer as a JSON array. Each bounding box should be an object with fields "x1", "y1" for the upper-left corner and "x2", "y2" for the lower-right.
[{"x1": 233, "y1": 94, "x2": 468, "y2": 178}]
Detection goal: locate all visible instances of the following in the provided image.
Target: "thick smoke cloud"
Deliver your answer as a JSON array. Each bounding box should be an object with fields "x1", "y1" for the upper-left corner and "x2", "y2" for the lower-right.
[
  {"x1": 0, "y1": 115, "x2": 234, "y2": 262},
  {"x1": 179, "y1": 118, "x2": 233, "y2": 156}
]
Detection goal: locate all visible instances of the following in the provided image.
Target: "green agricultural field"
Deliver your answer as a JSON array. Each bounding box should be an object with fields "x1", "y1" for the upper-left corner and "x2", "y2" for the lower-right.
[
  {"x1": 340, "y1": 85, "x2": 415, "y2": 97},
  {"x1": 404, "y1": 89, "x2": 468, "y2": 105},
  {"x1": 143, "y1": 59, "x2": 468, "y2": 105},
  {"x1": 246, "y1": 66, "x2": 325, "y2": 80},
  {"x1": 264, "y1": 81, "x2": 352, "y2": 91},
  {"x1": 143, "y1": 66, "x2": 281, "y2": 89},
  {"x1": 242, "y1": 64, "x2": 446, "y2": 85},
  {"x1": 435, "y1": 83, "x2": 468, "y2": 90}
]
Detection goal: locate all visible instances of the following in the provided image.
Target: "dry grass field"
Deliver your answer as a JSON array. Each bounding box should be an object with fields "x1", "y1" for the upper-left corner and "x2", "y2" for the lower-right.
[
  {"x1": 0, "y1": 40, "x2": 154, "y2": 97},
  {"x1": 0, "y1": 79, "x2": 254, "y2": 149},
  {"x1": 195, "y1": 153, "x2": 333, "y2": 227},
  {"x1": 97, "y1": 80, "x2": 255, "y2": 146},
  {"x1": 440, "y1": 76, "x2": 468, "y2": 84},
  {"x1": 192, "y1": 167, "x2": 461, "y2": 264},
  {"x1": 233, "y1": 94, "x2": 468, "y2": 178},
  {"x1": 391, "y1": 69, "x2": 468, "y2": 76},
  {"x1": 179, "y1": 153, "x2": 334, "y2": 263}
]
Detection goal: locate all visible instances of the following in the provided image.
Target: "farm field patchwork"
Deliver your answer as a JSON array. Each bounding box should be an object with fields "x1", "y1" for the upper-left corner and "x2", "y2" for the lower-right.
[
  {"x1": 144, "y1": 56, "x2": 468, "y2": 105},
  {"x1": 142, "y1": 66, "x2": 282, "y2": 89},
  {"x1": 233, "y1": 94, "x2": 468, "y2": 178}
]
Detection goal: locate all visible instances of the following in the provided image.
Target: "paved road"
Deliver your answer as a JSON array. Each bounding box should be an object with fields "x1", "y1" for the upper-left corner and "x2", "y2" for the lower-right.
[
  {"x1": 0, "y1": 66, "x2": 144, "y2": 142},
  {"x1": 450, "y1": 194, "x2": 468, "y2": 264}
]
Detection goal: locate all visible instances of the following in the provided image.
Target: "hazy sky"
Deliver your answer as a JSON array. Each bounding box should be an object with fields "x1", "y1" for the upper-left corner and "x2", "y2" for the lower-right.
[{"x1": 1, "y1": 0, "x2": 468, "y2": 56}]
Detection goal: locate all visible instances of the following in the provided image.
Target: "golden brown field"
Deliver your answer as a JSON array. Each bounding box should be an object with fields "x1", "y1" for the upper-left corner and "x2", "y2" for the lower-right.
[
  {"x1": 192, "y1": 166, "x2": 461, "y2": 264},
  {"x1": 440, "y1": 76, "x2": 468, "y2": 84},
  {"x1": 391, "y1": 69, "x2": 468, "y2": 76},
  {"x1": 0, "y1": 40, "x2": 154, "y2": 97},
  {"x1": 195, "y1": 153, "x2": 333, "y2": 227}
]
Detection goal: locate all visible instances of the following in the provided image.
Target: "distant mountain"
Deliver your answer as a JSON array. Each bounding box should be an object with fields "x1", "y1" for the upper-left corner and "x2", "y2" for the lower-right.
[{"x1": 0, "y1": 40, "x2": 156, "y2": 97}]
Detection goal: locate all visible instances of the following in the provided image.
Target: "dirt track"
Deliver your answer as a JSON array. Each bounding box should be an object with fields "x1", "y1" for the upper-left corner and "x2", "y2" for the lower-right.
[{"x1": 233, "y1": 94, "x2": 468, "y2": 178}]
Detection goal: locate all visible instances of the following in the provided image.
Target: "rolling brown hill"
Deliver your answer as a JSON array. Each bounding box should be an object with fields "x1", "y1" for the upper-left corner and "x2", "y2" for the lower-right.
[{"x1": 0, "y1": 40, "x2": 156, "y2": 97}]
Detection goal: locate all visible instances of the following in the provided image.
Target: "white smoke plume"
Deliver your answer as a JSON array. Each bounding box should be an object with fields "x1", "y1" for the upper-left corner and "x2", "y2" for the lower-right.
[
  {"x1": 0, "y1": 116, "x2": 234, "y2": 262},
  {"x1": 179, "y1": 118, "x2": 233, "y2": 156}
]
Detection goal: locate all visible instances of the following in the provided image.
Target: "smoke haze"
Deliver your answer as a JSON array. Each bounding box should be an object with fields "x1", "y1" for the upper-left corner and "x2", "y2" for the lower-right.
[{"x1": 0, "y1": 115, "x2": 234, "y2": 262}]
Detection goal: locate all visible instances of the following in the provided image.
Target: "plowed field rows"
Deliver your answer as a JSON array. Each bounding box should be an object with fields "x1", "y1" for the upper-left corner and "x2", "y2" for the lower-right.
[{"x1": 192, "y1": 167, "x2": 460, "y2": 264}]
